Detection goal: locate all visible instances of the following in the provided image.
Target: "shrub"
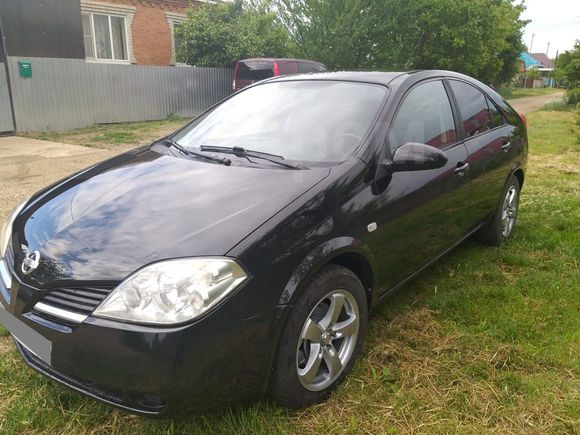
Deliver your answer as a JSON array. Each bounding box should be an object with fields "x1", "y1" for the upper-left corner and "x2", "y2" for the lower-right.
[{"x1": 564, "y1": 88, "x2": 580, "y2": 106}]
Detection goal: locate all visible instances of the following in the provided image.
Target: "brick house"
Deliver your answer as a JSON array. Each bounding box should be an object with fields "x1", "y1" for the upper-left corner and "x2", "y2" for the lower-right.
[{"x1": 80, "y1": 0, "x2": 198, "y2": 66}]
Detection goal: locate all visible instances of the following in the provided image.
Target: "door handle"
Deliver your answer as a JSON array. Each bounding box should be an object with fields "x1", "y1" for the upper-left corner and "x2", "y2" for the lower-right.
[
  {"x1": 454, "y1": 162, "x2": 470, "y2": 177},
  {"x1": 501, "y1": 141, "x2": 511, "y2": 152}
]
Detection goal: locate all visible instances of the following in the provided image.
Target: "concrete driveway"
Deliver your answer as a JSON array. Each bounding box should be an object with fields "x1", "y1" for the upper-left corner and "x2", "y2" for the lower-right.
[{"x1": 0, "y1": 137, "x2": 123, "y2": 220}]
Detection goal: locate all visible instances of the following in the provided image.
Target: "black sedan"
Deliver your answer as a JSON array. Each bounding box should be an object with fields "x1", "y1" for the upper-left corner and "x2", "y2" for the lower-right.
[{"x1": 0, "y1": 70, "x2": 527, "y2": 415}]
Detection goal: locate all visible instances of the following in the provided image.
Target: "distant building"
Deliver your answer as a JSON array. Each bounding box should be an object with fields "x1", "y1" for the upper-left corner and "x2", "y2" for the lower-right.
[{"x1": 518, "y1": 52, "x2": 556, "y2": 88}]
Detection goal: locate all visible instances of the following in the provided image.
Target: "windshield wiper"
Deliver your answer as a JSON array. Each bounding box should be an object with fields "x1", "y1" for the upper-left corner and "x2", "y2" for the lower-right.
[
  {"x1": 198, "y1": 145, "x2": 303, "y2": 170},
  {"x1": 162, "y1": 139, "x2": 232, "y2": 166}
]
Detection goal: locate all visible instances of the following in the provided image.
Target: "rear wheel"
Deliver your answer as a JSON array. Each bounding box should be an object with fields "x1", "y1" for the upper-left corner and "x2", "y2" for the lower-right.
[
  {"x1": 269, "y1": 264, "x2": 368, "y2": 408},
  {"x1": 477, "y1": 175, "x2": 521, "y2": 246}
]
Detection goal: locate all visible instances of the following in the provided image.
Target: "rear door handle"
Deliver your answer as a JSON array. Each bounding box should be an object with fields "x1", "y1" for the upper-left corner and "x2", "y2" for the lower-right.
[
  {"x1": 454, "y1": 162, "x2": 470, "y2": 176},
  {"x1": 501, "y1": 141, "x2": 511, "y2": 152}
]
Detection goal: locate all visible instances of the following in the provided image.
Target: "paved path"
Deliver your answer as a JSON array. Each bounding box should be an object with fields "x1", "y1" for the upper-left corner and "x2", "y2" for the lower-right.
[
  {"x1": 508, "y1": 91, "x2": 565, "y2": 115},
  {"x1": 0, "y1": 137, "x2": 123, "y2": 220}
]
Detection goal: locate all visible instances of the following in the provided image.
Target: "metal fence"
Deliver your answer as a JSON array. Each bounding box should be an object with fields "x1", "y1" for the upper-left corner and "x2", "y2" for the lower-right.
[{"x1": 6, "y1": 56, "x2": 233, "y2": 132}]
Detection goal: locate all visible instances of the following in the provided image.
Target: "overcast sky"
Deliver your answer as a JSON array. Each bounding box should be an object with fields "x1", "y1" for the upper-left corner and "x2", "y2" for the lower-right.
[{"x1": 520, "y1": 0, "x2": 580, "y2": 58}]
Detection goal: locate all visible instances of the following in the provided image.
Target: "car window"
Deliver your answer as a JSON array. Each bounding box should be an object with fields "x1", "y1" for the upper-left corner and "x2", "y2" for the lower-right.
[
  {"x1": 299, "y1": 62, "x2": 324, "y2": 73},
  {"x1": 174, "y1": 81, "x2": 387, "y2": 164},
  {"x1": 450, "y1": 80, "x2": 493, "y2": 137},
  {"x1": 236, "y1": 60, "x2": 274, "y2": 81},
  {"x1": 389, "y1": 80, "x2": 457, "y2": 152},
  {"x1": 282, "y1": 62, "x2": 299, "y2": 74},
  {"x1": 486, "y1": 96, "x2": 505, "y2": 128}
]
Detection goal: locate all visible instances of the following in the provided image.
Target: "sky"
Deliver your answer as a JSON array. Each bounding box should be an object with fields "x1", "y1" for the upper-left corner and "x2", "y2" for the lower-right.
[{"x1": 520, "y1": 0, "x2": 580, "y2": 58}]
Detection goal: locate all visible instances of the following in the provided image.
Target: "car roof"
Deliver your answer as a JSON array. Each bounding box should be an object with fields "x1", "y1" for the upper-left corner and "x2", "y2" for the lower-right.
[
  {"x1": 266, "y1": 70, "x2": 495, "y2": 90},
  {"x1": 238, "y1": 58, "x2": 325, "y2": 65}
]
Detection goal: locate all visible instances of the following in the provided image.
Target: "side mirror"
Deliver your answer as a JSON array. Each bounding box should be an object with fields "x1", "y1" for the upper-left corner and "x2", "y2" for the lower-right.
[{"x1": 386, "y1": 142, "x2": 448, "y2": 172}]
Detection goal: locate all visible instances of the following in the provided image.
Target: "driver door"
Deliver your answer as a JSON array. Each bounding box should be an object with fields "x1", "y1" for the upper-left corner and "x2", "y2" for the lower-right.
[{"x1": 367, "y1": 79, "x2": 471, "y2": 294}]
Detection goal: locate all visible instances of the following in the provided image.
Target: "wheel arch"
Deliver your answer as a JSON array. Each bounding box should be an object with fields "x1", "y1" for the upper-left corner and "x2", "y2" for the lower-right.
[{"x1": 278, "y1": 237, "x2": 376, "y2": 309}]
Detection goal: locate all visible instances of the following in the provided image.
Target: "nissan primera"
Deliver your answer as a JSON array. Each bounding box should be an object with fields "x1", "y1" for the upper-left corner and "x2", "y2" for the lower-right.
[{"x1": 0, "y1": 71, "x2": 527, "y2": 415}]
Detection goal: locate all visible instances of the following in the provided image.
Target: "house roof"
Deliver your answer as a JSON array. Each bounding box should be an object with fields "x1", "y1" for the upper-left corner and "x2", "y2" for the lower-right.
[
  {"x1": 519, "y1": 52, "x2": 541, "y2": 69},
  {"x1": 529, "y1": 53, "x2": 555, "y2": 69}
]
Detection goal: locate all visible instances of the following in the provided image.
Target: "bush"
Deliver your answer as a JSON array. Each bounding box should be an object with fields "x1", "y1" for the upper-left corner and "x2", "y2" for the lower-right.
[{"x1": 564, "y1": 88, "x2": 580, "y2": 105}]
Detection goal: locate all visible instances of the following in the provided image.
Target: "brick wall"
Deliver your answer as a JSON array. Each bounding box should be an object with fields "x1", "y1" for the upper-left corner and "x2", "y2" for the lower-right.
[
  {"x1": 93, "y1": 0, "x2": 193, "y2": 66},
  {"x1": 132, "y1": 4, "x2": 173, "y2": 65}
]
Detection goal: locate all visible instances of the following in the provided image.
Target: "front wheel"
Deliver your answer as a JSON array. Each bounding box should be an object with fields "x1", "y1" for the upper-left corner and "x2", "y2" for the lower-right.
[
  {"x1": 477, "y1": 175, "x2": 521, "y2": 246},
  {"x1": 269, "y1": 264, "x2": 368, "y2": 409}
]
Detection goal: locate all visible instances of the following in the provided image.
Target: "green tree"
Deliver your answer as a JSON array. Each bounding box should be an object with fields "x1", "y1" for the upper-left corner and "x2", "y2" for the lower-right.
[
  {"x1": 177, "y1": 0, "x2": 293, "y2": 67},
  {"x1": 273, "y1": 0, "x2": 526, "y2": 85},
  {"x1": 556, "y1": 41, "x2": 580, "y2": 87}
]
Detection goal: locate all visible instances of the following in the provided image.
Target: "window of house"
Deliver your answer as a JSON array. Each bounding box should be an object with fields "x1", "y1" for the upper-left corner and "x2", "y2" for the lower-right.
[
  {"x1": 449, "y1": 80, "x2": 493, "y2": 137},
  {"x1": 82, "y1": 13, "x2": 128, "y2": 61},
  {"x1": 173, "y1": 22, "x2": 185, "y2": 64},
  {"x1": 389, "y1": 80, "x2": 457, "y2": 151}
]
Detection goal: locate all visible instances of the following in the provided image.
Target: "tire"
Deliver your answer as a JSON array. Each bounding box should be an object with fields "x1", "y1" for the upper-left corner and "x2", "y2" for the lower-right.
[
  {"x1": 477, "y1": 175, "x2": 521, "y2": 246},
  {"x1": 269, "y1": 264, "x2": 368, "y2": 409}
]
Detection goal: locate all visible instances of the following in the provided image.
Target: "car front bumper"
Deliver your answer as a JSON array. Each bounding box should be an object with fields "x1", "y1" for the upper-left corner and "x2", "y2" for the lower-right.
[{"x1": 0, "y1": 268, "x2": 285, "y2": 415}]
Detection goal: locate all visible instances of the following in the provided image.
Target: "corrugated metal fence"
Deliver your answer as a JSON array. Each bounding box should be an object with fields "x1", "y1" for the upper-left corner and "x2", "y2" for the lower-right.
[{"x1": 7, "y1": 56, "x2": 233, "y2": 132}]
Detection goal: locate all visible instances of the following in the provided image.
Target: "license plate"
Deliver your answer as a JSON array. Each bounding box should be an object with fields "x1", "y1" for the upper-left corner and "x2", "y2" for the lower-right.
[{"x1": 0, "y1": 303, "x2": 52, "y2": 365}]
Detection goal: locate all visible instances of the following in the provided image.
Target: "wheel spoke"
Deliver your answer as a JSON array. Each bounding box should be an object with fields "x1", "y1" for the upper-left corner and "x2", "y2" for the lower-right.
[
  {"x1": 320, "y1": 293, "x2": 345, "y2": 329},
  {"x1": 323, "y1": 344, "x2": 342, "y2": 378},
  {"x1": 332, "y1": 315, "x2": 357, "y2": 338},
  {"x1": 301, "y1": 318, "x2": 323, "y2": 342},
  {"x1": 298, "y1": 343, "x2": 323, "y2": 384}
]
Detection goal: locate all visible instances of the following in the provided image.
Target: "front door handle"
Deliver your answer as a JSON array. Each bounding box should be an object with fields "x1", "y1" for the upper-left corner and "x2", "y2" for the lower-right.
[
  {"x1": 501, "y1": 141, "x2": 511, "y2": 152},
  {"x1": 454, "y1": 162, "x2": 470, "y2": 177}
]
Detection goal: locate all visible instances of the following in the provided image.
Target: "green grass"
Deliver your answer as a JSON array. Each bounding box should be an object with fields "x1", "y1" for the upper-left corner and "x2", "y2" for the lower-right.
[
  {"x1": 498, "y1": 87, "x2": 563, "y2": 100},
  {"x1": 23, "y1": 117, "x2": 189, "y2": 149},
  {"x1": 1, "y1": 111, "x2": 579, "y2": 433}
]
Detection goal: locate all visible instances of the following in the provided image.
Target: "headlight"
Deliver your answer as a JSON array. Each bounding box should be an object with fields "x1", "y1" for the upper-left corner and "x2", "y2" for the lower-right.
[
  {"x1": 1, "y1": 197, "x2": 30, "y2": 259},
  {"x1": 93, "y1": 258, "x2": 248, "y2": 325}
]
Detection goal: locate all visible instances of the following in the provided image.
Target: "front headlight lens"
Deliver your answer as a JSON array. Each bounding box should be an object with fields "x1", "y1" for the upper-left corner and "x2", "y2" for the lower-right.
[
  {"x1": 93, "y1": 258, "x2": 248, "y2": 325},
  {"x1": 1, "y1": 197, "x2": 30, "y2": 259}
]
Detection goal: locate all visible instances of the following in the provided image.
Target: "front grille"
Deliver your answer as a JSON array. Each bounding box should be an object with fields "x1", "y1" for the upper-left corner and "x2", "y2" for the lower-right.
[{"x1": 34, "y1": 286, "x2": 114, "y2": 317}]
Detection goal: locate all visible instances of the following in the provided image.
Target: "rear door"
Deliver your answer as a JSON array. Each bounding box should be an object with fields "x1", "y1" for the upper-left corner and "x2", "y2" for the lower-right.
[
  {"x1": 448, "y1": 80, "x2": 512, "y2": 225},
  {"x1": 368, "y1": 79, "x2": 471, "y2": 294}
]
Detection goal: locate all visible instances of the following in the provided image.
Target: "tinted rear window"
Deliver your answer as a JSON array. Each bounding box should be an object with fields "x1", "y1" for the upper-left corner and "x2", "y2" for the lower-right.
[
  {"x1": 450, "y1": 80, "x2": 493, "y2": 138},
  {"x1": 236, "y1": 61, "x2": 274, "y2": 81}
]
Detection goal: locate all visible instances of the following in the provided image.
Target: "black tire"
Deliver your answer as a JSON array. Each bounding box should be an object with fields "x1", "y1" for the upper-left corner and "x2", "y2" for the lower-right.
[
  {"x1": 477, "y1": 175, "x2": 521, "y2": 246},
  {"x1": 269, "y1": 264, "x2": 368, "y2": 409}
]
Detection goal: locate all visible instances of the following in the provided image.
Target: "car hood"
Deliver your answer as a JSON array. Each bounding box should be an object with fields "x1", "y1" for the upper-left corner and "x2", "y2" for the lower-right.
[{"x1": 13, "y1": 147, "x2": 330, "y2": 287}]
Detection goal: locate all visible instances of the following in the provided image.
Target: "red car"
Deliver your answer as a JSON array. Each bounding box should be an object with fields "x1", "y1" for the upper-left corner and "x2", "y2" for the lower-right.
[{"x1": 233, "y1": 58, "x2": 327, "y2": 91}]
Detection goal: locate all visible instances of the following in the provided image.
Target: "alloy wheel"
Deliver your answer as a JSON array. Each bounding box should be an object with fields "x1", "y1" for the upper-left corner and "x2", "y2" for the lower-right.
[
  {"x1": 501, "y1": 185, "x2": 519, "y2": 238},
  {"x1": 296, "y1": 289, "x2": 360, "y2": 391}
]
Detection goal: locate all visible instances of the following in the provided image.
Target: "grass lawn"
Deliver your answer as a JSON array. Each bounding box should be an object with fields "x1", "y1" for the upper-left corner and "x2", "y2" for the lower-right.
[
  {"x1": 1, "y1": 110, "x2": 578, "y2": 433},
  {"x1": 498, "y1": 87, "x2": 563, "y2": 100},
  {"x1": 22, "y1": 117, "x2": 189, "y2": 149}
]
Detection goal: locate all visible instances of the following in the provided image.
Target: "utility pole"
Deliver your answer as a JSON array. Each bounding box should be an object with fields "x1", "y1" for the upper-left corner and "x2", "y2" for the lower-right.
[
  {"x1": 546, "y1": 42, "x2": 550, "y2": 56},
  {"x1": 530, "y1": 33, "x2": 535, "y2": 52}
]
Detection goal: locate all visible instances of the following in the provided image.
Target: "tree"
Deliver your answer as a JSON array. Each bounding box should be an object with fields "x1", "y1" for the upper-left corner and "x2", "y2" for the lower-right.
[
  {"x1": 177, "y1": 0, "x2": 293, "y2": 67},
  {"x1": 272, "y1": 0, "x2": 526, "y2": 85},
  {"x1": 556, "y1": 41, "x2": 580, "y2": 87}
]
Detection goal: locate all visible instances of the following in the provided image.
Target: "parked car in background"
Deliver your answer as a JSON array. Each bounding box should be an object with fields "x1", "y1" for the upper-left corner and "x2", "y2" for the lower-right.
[
  {"x1": 0, "y1": 70, "x2": 527, "y2": 415},
  {"x1": 233, "y1": 57, "x2": 327, "y2": 91}
]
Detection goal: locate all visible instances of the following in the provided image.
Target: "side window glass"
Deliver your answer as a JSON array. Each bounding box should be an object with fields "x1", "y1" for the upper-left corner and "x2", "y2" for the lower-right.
[
  {"x1": 283, "y1": 62, "x2": 299, "y2": 74},
  {"x1": 299, "y1": 62, "x2": 315, "y2": 73},
  {"x1": 389, "y1": 80, "x2": 457, "y2": 152},
  {"x1": 450, "y1": 81, "x2": 492, "y2": 137},
  {"x1": 486, "y1": 96, "x2": 505, "y2": 128}
]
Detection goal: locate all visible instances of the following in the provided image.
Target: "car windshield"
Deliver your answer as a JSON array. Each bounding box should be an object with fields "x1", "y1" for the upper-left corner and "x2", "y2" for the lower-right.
[{"x1": 173, "y1": 80, "x2": 387, "y2": 164}]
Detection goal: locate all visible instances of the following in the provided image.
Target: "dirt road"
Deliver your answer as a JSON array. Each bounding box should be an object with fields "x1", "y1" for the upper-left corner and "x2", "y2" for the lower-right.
[{"x1": 508, "y1": 91, "x2": 565, "y2": 114}]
